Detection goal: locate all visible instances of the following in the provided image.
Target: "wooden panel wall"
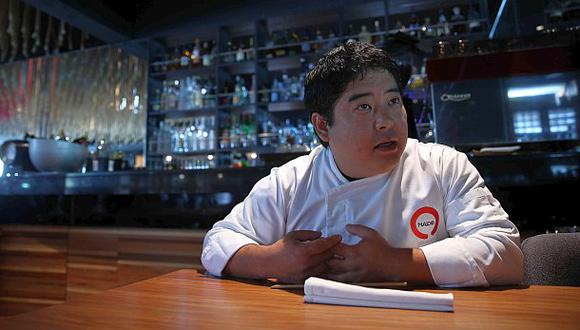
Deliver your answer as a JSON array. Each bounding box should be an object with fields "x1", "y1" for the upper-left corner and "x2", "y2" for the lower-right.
[
  {"x1": 66, "y1": 228, "x2": 120, "y2": 299},
  {"x1": 0, "y1": 226, "x2": 68, "y2": 316},
  {"x1": 116, "y1": 229, "x2": 205, "y2": 287},
  {"x1": 0, "y1": 225, "x2": 206, "y2": 317}
]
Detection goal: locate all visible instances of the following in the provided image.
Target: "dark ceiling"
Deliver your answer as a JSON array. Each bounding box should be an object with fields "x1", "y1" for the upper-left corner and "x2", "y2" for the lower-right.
[
  {"x1": 65, "y1": 0, "x2": 269, "y2": 36},
  {"x1": 28, "y1": 0, "x2": 484, "y2": 40},
  {"x1": 22, "y1": 0, "x2": 505, "y2": 53},
  {"x1": 94, "y1": 0, "x2": 244, "y2": 26}
]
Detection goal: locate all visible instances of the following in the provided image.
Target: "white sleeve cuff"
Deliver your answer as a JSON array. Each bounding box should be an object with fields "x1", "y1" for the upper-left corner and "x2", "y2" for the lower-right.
[
  {"x1": 420, "y1": 237, "x2": 489, "y2": 288},
  {"x1": 202, "y1": 231, "x2": 259, "y2": 277}
]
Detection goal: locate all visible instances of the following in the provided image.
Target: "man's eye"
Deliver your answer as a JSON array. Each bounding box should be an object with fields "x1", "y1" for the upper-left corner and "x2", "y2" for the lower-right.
[
  {"x1": 356, "y1": 104, "x2": 372, "y2": 111},
  {"x1": 389, "y1": 97, "x2": 402, "y2": 105}
]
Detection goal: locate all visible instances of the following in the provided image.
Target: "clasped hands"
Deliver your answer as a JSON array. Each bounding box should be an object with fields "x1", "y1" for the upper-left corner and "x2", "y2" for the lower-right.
[{"x1": 266, "y1": 225, "x2": 412, "y2": 284}]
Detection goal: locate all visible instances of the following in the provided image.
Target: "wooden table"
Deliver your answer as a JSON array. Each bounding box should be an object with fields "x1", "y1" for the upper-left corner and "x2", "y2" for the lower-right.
[{"x1": 1, "y1": 269, "x2": 578, "y2": 329}]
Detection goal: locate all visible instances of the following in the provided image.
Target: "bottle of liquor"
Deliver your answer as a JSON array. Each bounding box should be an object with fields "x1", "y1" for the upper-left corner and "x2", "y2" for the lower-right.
[
  {"x1": 240, "y1": 77, "x2": 250, "y2": 105},
  {"x1": 160, "y1": 51, "x2": 170, "y2": 72},
  {"x1": 358, "y1": 25, "x2": 371, "y2": 43},
  {"x1": 151, "y1": 88, "x2": 161, "y2": 112},
  {"x1": 202, "y1": 41, "x2": 212, "y2": 66},
  {"x1": 409, "y1": 9, "x2": 420, "y2": 38},
  {"x1": 468, "y1": 7, "x2": 482, "y2": 32},
  {"x1": 220, "y1": 114, "x2": 231, "y2": 149},
  {"x1": 312, "y1": 28, "x2": 323, "y2": 52},
  {"x1": 224, "y1": 41, "x2": 235, "y2": 63},
  {"x1": 270, "y1": 78, "x2": 280, "y2": 102},
  {"x1": 230, "y1": 114, "x2": 241, "y2": 148},
  {"x1": 208, "y1": 116, "x2": 216, "y2": 150},
  {"x1": 191, "y1": 39, "x2": 201, "y2": 66},
  {"x1": 346, "y1": 24, "x2": 354, "y2": 37},
  {"x1": 246, "y1": 37, "x2": 255, "y2": 61},
  {"x1": 260, "y1": 84, "x2": 269, "y2": 103},
  {"x1": 193, "y1": 78, "x2": 203, "y2": 109},
  {"x1": 273, "y1": 31, "x2": 287, "y2": 57},
  {"x1": 235, "y1": 43, "x2": 245, "y2": 62},
  {"x1": 281, "y1": 72, "x2": 291, "y2": 101},
  {"x1": 450, "y1": 6, "x2": 466, "y2": 35},
  {"x1": 437, "y1": 9, "x2": 450, "y2": 36},
  {"x1": 288, "y1": 30, "x2": 300, "y2": 56},
  {"x1": 250, "y1": 75, "x2": 256, "y2": 104},
  {"x1": 423, "y1": 17, "x2": 436, "y2": 38},
  {"x1": 290, "y1": 75, "x2": 300, "y2": 100},
  {"x1": 233, "y1": 76, "x2": 242, "y2": 105},
  {"x1": 177, "y1": 78, "x2": 188, "y2": 109},
  {"x1": 300, "y1": 28, "x2": 311, "y2": 53},
  {"x1": 161, "y1": 81, "x2": 168, "y2": 109},
  {"x1": 151, "y1": 50, "x2": 163, "y2": 73},
  {"x1": 172, "y1": 80, "x2": 180, "y2": 110},
  {"x1": 206, "y1": 80, "x2": 217, "y2": 108},
  {"x1": 171, "y1": 47, "x2": 181, "y2": 70},
  {"x1": 373, "y1": 20, "x2": 385, "y2": 47},
  {"x1": 180, "y1": 46, "x2": 191, "y2": 68},
  {"x1": 326, "y1": 29, "x2": 336, "y2": 50}
]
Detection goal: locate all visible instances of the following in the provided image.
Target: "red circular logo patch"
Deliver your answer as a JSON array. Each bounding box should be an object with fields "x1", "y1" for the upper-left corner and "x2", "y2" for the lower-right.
[{"x1": 410, "y1": 207, "x2": 439, "y2": 240}]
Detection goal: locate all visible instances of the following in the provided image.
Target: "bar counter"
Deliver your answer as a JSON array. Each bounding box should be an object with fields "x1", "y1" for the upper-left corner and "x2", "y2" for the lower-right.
[
  {"x1": 0, "y1": 269, "x2": 578, "y2": 329},
  {"x1": 0, "y1": 168, "x2": 270, "y2": 196},
  {"x1": 0, "y1": 150, "x2": 577, "y2": 196},
  {"x1": 0, "y1": 151, "x2": 577, "y2": 230}
]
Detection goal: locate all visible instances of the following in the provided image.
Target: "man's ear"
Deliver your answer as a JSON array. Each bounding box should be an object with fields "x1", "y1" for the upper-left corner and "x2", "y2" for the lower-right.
[{"x1": 311, "y1": 112, "x2": 329, "y2": 143}]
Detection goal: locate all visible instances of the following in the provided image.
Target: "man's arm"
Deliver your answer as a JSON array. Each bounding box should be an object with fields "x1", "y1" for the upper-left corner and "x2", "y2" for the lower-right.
[
  {"x1": 202, "y1": 169, "x2": 290, "y2": 277},
  {"x1": 419, "y1": 147, "x2": 523, "y2": 287},
  {"x1": 224, "y1": 230, "x2": 341, "y2": 283}
]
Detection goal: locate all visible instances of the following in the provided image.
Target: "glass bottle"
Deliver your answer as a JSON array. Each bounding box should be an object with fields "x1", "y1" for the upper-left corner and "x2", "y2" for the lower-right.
[
  {"x1": 409, "y1": 9, "x2": 420, "y2": 38},
  {"x1": 300, "y1": 28, "x2": 311, "y2": 53},
  {"x1": 180, "y1": 46, "x2": 191, "y2": 68},
  {"x1": 224, "y1": 41, "x2": 234, "y2": 63},
  {"x1": 373, "y1": 20, "x2": 385, "y2": 47},
  {"x1": 201, "y1": 41, "x2": 211, "y2": 66},
  {"x1": 437, "y1": 9, "x2": 450, "y2": 36},
  {"x1": 191, "y1": 39, "x2": 201, "y2": 66},
  {"x1": 246, "y1": 37, "x2": 255, "y2": 61},
  {"x1": 171, "y1": 47, "x2": 181, "y2": 70},
  {"x1": 270, "y1": 78, "x2": 279, "y2": 102},
  {"x1": 250, "y1": 75, "x2": 256, "y2": 104},
  {"x1": 194, "y1": 78, "x2": 204, "y2": 109},
  {"x1": 233, "y1": 76, "x2": 242, "y2": 105},
  {"x1": 235, "y1": 43, "x2": 245, "y2": 62},
  {"x1": 358, "y1": 25, "x2": 371, "y2": 43},
  {"x1": 177, "y1": 78, "x2": 188, "y2": 109},
  {"x1": 313, "y1": 28, "x2": 323, "y2": 52},
  {"x1": 281, "y1": 73, "x2": 291, "y2": 101},
  {"x1": 241, "y1": 77, "x2": 250, "y2": 105}
]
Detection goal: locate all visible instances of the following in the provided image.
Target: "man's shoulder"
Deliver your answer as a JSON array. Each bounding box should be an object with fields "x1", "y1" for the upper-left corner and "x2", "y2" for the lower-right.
[
  {"x1": 405, "y1": 139, "x2": 462, "y2": 159},
  {"x1": 403, "y1": 139, "x2": 467, "y2": 171},
  {"x1": 268, "y1": 146, "x2": 324, "y2": 182}
]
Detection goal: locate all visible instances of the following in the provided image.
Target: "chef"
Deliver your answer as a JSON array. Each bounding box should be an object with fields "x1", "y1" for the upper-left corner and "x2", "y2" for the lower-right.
[{"x1": 202, "y1": 41, "x2": 524, "y2": 287}]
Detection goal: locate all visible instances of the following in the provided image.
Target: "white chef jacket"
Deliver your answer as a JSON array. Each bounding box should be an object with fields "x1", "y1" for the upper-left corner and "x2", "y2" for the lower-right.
[{"x1": 202, "y1": 139, "x2": 524, "y2": 287}]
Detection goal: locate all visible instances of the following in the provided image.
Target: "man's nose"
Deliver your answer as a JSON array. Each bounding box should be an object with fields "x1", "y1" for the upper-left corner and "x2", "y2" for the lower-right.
[{"x1": 374, "y1": 110, "x2": 394, "y2": 130}]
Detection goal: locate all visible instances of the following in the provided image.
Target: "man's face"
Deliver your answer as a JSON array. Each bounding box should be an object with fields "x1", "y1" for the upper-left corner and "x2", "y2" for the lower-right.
[{"x1": 312, "y1": 69, "x2": 408, "y2": 178}]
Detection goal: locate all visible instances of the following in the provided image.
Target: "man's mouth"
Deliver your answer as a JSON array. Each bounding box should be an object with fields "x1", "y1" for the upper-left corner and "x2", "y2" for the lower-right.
[{"x1": 374, "y1": 141, "x2": 397, "y2": 151}]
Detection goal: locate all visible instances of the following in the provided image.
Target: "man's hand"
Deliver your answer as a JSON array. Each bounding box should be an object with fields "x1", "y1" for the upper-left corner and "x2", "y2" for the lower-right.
[
  {"x1": 224, "y1": 230, "x2": 341, "y2": 283},
  {"x1": 325, "y1": 224, "x2": 434, "y2": 285}
]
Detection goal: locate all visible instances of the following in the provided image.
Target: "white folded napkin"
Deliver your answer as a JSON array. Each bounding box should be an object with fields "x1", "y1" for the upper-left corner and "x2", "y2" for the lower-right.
[{"x1": 304, "y1": 277, "x2": 454, "y2": 312}]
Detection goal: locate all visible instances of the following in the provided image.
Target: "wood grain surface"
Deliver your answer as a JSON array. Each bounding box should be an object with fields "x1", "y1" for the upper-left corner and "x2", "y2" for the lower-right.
[
  {"x1": 1, "y1": 269, "x2": 578, "y2": 329},
  {"x1": 0, "y1": 226, "x2": 68, "y2": 316},
  {"x1": 0, "y1": 225, "x2": 206, "y2": 316}
]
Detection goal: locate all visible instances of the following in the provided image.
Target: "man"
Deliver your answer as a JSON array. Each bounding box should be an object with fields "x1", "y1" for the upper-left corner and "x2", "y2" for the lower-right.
[{"x1": 202, "y1": 41, "x2": 523, "y2": 287}]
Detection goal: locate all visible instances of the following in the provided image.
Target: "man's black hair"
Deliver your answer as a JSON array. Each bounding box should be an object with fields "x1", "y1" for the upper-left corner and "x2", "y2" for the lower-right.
[{"x1": 304, "y1": 41, "x2": 404, "y2": 136}]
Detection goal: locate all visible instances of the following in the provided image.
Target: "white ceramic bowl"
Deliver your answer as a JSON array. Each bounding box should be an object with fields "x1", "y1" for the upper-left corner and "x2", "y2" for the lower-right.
[{"x1": 28, "y1": 138, "x2": 88, "y2": 172}]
